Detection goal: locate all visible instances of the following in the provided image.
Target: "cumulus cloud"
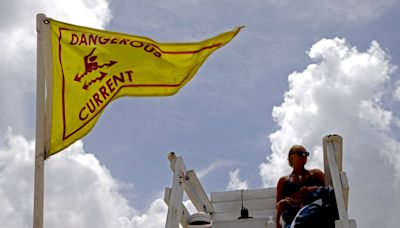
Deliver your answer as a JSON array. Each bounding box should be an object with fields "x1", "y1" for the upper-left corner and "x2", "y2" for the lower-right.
[
  {"x1": 0, "y1": 131, "x2": 35, "y2": 228},
  {"x1": 125, "y1": 198, "x2": 167, "y2": 228},
  {"x1": 0, "y1": 132, "x2": 168, "y2": 228},
  {"x1": 44, "y1": 143, "x2": 134, "y2": 228},
  {"x1": 226, "y1": 168, "x2": 248, "y2": 190},
  {"x1": 259, "y1": 38, "x2": 400, "y2": 227},
  {"x1": 0, "y1": 0, "x2": 111, "y2": 137}
]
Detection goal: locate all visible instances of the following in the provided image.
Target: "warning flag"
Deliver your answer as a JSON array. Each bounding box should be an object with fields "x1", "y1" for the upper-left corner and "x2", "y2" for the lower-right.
[{"x1": 45, "y1": 18, "x2": 242, "y2": 156}]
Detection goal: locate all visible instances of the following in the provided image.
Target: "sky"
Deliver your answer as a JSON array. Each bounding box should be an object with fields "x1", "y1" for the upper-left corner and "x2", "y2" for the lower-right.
[{"x1": 1, "y1": 0, "x2": 400, "y2": 227}]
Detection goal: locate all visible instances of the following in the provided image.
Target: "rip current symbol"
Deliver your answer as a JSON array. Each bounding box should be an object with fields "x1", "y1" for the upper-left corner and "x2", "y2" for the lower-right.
[{"x1": 74, "y1": 48, "x2": 118, "y2": 90}]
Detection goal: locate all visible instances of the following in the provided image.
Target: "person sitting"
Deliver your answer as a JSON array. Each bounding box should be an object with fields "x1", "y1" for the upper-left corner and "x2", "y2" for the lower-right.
[{"x1": 275, "y1": 145, "x2": 325, "y2": 228}]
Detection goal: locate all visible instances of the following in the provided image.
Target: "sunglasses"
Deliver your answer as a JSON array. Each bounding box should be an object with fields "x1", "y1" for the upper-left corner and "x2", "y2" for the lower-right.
[{"x1": 294, "y1": 151, "x2": 310, "y2": 157}]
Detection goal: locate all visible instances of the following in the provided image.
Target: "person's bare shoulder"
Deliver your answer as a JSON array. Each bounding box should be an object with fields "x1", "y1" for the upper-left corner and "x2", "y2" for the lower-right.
[
  {"x1": 277, "y1": 175, "x2": 289, "y2": 187},
  {"x1": 309, "y1": 169, "x2": 325, "y2": 183},
  {"x1": 278, "y1": 175, "x2": 290, "y2": 183},
  {"x1": 276, "y1": 175, "x2": 290, "y2": 200},
  {"x1": 309, "y1": 169, "x2": 324, "y2": 177}
]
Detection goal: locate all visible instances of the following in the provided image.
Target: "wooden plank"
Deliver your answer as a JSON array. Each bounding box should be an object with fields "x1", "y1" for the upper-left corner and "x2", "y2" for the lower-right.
[
  {"x1": 212, "y1": 209, "x2": 276, "y2": 221},
  {"x1": 211, "y1": 188, "x2": 276, "y2": 203},
  {"x1": 323, "y1": 135, "x2": 343, "y2": 187},
  {"x1": 212, "y1": 218, "x2": 269, "y2": 228},
  {"x1": 185, "y1": 170, "x2": 214, "y2": 213},
  {"x1": 325, "y1": 140, "x2": 349, "y2": 223},
  {"x1": 212, "y1": 197, "x2": 276, "y2": 213},
  {"x1": 335, "y1": 220, "x2": 344, "y2": 228},
  {"x1": 322, "y1": 135, "x2": 357, "y2": 228},
  {"x1": 335, "y1": 219, "x2": 355, "y2": 228},
  {"x1": 349, "y1": 219, "x2": 357, "y2": 228},
  {"x1": 340, "y1": 171, "x2": 349, "y2": 210},
  {"x1": 164, "y1": 187, "x2": 190, "y2": 227},
  {"x1": 165, "y1": 156, "x2": 187, "y2": 228}
]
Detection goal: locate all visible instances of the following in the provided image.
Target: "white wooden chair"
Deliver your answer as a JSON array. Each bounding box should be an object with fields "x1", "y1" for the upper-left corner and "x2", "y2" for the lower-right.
[{"x1": 164, "y1": 134, "x2": 357, "y2": 228}]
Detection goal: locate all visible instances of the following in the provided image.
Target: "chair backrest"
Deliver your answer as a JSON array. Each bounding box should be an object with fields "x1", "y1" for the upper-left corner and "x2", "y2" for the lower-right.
[{"x1": 210, "y1": 188, "x2": 276, "y2": 222}]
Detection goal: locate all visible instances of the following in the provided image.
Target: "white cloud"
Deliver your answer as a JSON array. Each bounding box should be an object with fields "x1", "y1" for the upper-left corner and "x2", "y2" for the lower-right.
[
  {"x1": 264, "y1": 0, "x2": 397, "y2": 23},
  {"x1": 321, "y1": 0, "x2": 397, "y2": 22},
  {"x1": 0, "y1": 131, "x2": 34, "y2": 228},
  {"x1": 196, "y1": 160, "x2": 237, "y2": 178},
  {"x1": 259, "y1": 38, "x2": 400, "y2": 227},
  {"x1": 44, "y1": 142, "x2": 133, "y2": 228},
  {"x1": 227, "y1": 168, "x2": 248, "y2": 190},
  {"x1": 0, "y1": 131, "x2": 168, "y2": 228},
  {"x1": 0, "y1": 0, "x2": 111, "y2": 136},
  {"x1": 126, "y1": 198, "x2": 167, "y2": 228},
  {"x1": 394, "y1": 82, "x2": 400, "y2": 101}
]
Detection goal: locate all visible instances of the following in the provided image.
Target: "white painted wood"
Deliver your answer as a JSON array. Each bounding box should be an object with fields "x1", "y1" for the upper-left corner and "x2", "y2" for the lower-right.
[
  {"x1": 335, "y1": 220, "x2": 344, "y2": 228},
  {"x1": 324, "y1": 135, "x2": 357, "y2": 228},
  {"x1": 34, "y1": 13, "x2": 51, "y2": 228},
  {"x1": 212, "y1": 209, "x2": 276, "y2": 221},
  {"x1": 211, "y1": 188, "x2": 275, "y2": 203},
  {"x1": 187, "y1": 225, "x2": 211, "y2": 228},
  {"x1": 340, "y1": 171, "x2": 349, "y2": 210},
  {"x1": 323, "y1": 134, "x2": 343, "y2": 187},
  {"x1": 164, "y1": 187, "x2": 190, "y2": 227},
  {"x1": 166, "y1": 155, "x2": 187, "y2": 228},
  {"x1": 266, "y1": 216, "x2": 275, "y2": 228},
  {"x1": 335, "y1": 219, "x2": 356, "y2": 228},
  {"x1": 210, "y1": 188, "x2": 276, "y2": 223},
  {"x1": 212, "y1": 197, "x2": 276, "y2": 213},
  {"x1": 185, "y1": 170, "x2": 214, "y2": 213},
  {"x1": 327, "y1": 142, "x2": 348, "y2": 220},
  {"x1": 212, "y1": 218, "x2": 269, "y2": 228}
]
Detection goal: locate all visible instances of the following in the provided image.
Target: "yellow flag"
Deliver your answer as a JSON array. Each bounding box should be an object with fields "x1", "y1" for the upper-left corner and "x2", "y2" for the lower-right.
[{"x1": 46, "y1": 19, "x2": 242, "y2": 157}]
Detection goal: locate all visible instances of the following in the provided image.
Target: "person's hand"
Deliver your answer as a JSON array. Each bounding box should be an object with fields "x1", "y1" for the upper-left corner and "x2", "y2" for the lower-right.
[
  {"x1": 276, "y1": 198, "x2": 294, "y2": 228},
  {"x1": 276, "y1": 197, "x2": 295, "y2": 210}
]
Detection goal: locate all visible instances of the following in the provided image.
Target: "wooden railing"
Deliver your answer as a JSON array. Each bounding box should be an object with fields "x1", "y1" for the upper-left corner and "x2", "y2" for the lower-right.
[
  {"x1": 323, "y1": 135, "x2": 357, "y2": 228},
  {"x1": 164, "y1": 152, "x2": 214, "y2": 228}
]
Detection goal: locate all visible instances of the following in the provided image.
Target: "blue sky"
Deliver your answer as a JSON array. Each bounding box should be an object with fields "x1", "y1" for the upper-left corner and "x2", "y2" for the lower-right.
[{"x1": 1, "y1": 0, "x2": 400, "y2": 227}]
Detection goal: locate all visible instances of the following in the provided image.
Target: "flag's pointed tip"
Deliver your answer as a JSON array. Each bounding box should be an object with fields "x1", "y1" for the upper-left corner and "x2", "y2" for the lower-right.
[
  {"x1": 230, "y1": 26, "x2": 245, "y2": 37},
  {"x1": 233, "y1": 26, "x2": 245, "y2": 34}
]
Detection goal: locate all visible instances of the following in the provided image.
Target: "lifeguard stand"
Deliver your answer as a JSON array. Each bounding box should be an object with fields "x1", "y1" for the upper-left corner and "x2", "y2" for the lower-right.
[{"x1": 164, "y1": 134, "x2": 357, "y2": 228}]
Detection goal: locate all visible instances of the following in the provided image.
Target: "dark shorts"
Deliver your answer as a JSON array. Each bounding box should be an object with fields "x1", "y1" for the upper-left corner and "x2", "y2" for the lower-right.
[{"x1": 282, "y1": 204, "x2": 301, "y2": 226}]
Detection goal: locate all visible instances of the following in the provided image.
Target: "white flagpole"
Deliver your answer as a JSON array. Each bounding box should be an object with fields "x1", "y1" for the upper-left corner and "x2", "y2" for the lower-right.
[{"x1": 34, "y1": 13, "x2": 50, "y2": 228}]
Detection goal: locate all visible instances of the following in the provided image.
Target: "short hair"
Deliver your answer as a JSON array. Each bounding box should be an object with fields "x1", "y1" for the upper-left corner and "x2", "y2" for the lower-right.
[{"x1": 288, "y1": 145, "x2": 306, "y2": 167}]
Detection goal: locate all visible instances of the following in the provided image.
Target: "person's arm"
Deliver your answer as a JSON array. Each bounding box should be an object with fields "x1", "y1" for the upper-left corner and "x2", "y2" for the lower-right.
[
  {"x1": 310, "y1": 169, "x2": 325, "y2": 186},
  {"x1": 276, "y1": 176, "x2": 287, "y2": 228}
]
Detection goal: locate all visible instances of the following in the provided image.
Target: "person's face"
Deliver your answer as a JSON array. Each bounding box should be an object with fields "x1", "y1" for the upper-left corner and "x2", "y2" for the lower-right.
[{"x1": 290, "y1": 150, "x2": 309, "y2": 167}]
